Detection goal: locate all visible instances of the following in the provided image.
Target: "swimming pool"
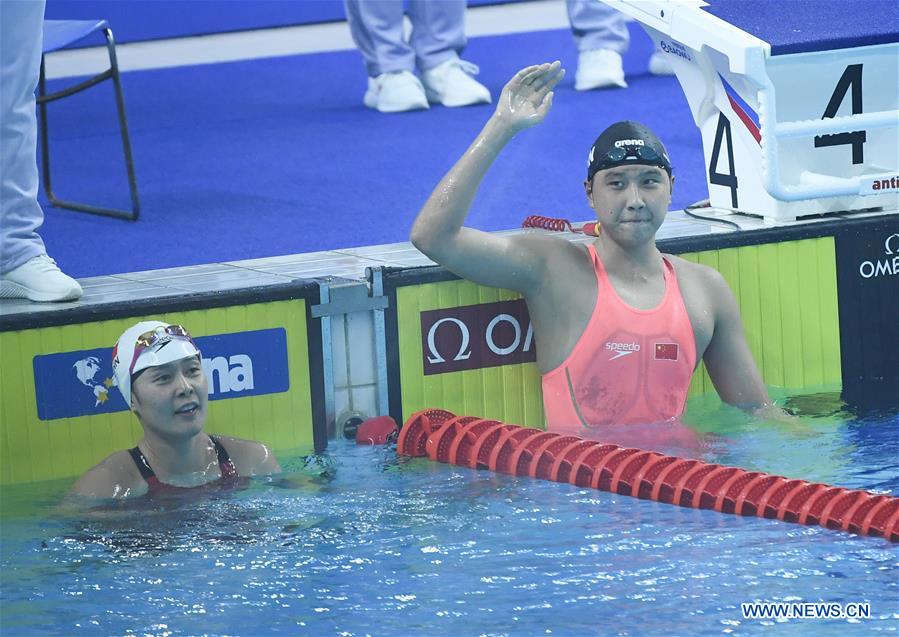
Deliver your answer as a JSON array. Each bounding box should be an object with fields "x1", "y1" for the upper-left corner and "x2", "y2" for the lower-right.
[{"x1": 1, "y1": 391, "x2": 896, "y2": 636}]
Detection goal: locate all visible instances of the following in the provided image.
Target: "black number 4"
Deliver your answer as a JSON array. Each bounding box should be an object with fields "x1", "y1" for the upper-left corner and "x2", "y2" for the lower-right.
[
  {"x1": 709, "y1": 112, "x2": 738, "y2": 208},
  {"x1": 814, "y1": 64, "x2": 865, "y2": 164}
]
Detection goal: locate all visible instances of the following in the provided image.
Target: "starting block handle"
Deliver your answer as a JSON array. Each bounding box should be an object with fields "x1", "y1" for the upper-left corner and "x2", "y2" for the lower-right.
[
  {"x1": 759, "y1": 81, "x2": 898, "y2": 200},
  {"x1": 774, "y1": 109, "x2": 898, "y2": 139}
]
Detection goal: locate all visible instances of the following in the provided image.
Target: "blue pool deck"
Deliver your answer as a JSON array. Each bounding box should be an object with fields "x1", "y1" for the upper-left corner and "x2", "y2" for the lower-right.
[{"x1": 701, "y1": 0, "x2": 899, "y2": 55}]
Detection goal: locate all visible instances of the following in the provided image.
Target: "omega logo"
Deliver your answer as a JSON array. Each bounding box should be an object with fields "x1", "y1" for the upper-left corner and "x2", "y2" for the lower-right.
[
  {"x1": 486, "y1": 313, "x2": 534, "y2": 355},
  {"x1": 858, "y1": 233, "x2": 899, "y2": 279},
  {"x1": 426, "y1": 313, "x2": 534, "y2": 363},
  {"x1": 426, "y1": 317, "x2": 471, "y2": 364},
  {"x1": 420, "y1": 300, "x2": 537, "y2": 375}
]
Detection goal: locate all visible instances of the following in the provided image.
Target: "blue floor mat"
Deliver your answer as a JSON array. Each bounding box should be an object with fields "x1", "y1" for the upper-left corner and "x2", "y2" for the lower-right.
[
  {"x1": 45, "y1": 0, "x2": 536, "y2": 44},
  {"x1": 37, "y1": 24, "x2": 705, "y2": 278}
]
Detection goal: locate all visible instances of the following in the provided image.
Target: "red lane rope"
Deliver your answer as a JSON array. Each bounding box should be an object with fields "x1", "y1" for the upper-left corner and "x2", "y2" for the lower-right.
[
  {"x1": 522, "y1": 215, "x2": 599, "y2": 236},
  {"x1": 397, "y1": 409, "x2": 899, "y2": 542}
]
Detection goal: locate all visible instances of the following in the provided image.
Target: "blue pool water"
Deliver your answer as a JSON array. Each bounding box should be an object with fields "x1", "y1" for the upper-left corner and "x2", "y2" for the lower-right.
[{"x1": 1, "y1": 391, "x2": 897, "y2": 636}]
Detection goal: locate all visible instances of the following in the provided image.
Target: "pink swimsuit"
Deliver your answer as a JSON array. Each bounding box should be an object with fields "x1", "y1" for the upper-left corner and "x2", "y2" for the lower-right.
[{"x1": 541, "y1": 245, "x2": 696, "y2": 432}]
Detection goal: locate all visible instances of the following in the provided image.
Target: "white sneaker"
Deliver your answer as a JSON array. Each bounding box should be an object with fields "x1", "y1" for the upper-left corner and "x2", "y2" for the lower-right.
[
  {"x1": 649, "y1": 51, "x2": 675, "y2": 76},
  {"x1": 421, "y1": 59, "x2": 491, "y2": 107},
  {"x1": 363, "y1": 71, "x2": 429, "y2": 113},
  {"x1": 574, "y1": 48, "x2": 627, "y2": 91},
  {"x1": 0, "y1": 254, "x2": 82, "y2": 302}
]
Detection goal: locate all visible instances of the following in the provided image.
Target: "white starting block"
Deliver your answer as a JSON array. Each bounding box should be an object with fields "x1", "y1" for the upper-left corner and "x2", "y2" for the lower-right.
[{"x1": 605, "y1": 0, "x2": 899, "y2": 223}]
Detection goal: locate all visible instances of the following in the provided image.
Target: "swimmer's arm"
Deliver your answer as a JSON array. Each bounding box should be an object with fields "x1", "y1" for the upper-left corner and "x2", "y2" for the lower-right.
[
  {"x1": 411, "y1": 62, "x2": 564, "y2": 294},
  {"x1": 220, "y1": 437, "x2": 282, "y2": 476},
  {"x1": 251, "y1": 443, "x2": 281, "y2": 475},
  {"x1": 701, "y1": 269, "x2": 773, "y2": 410},
  {"x1": 67, "y1": 453, "x2": 146, "y2": 501}
]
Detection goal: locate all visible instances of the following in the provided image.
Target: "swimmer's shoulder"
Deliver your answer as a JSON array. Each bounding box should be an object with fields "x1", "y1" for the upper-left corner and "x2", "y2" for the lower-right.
[
  {"x1": 212, "y1": 435, "x2": 281, "y2": 476},
  {"x1": 510, "y1": 232, "x2": 590, "y2": 269},
  {"x1": 69, "y1": 449, "x2": 147, "y2": 500},
  {"x1": 509, "y1": 234, "x2": 593, "y2": 297}
]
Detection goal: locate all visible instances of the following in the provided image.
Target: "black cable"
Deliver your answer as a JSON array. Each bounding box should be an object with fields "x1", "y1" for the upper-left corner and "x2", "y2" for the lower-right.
[{"x1": 683, "y1": 199, "x2": 743, "y2": 230}]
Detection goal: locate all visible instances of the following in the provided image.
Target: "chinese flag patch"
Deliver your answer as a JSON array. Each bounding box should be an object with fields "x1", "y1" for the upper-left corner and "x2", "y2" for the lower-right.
[{"x1": 655, "y1": 343, "x2": 679, "y2": 361}]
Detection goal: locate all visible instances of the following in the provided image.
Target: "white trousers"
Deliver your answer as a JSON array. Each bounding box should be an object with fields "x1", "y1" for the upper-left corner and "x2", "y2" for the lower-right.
[
  {"x1": 567, "y1": 0, "x2": 629, "y2": 53},
  {"x1": 343, "y1": 0, "x2": 467, "y2": 77},
  {"x1": 1, "y1": 0, "x2": 47, "y2": 273}
]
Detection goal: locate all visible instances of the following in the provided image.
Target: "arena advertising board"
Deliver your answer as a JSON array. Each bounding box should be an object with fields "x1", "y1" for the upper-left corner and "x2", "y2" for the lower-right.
[
  {"x1": 33, "y1": 328, "x2": 290, "y2": 420},
  {"x1": 0, "y1": 282, "x2": 325, "y2": 485}
]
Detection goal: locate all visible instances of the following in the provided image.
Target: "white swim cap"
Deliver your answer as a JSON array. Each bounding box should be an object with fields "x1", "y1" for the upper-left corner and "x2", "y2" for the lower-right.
[{"x1": 112, "y1": 321, "x2": 201, "y2": 406}]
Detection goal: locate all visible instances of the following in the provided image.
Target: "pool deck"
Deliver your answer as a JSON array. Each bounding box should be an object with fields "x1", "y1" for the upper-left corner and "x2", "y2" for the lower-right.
[{"x1": 3, "y1": 208, "x2": 891, "y2": 320}]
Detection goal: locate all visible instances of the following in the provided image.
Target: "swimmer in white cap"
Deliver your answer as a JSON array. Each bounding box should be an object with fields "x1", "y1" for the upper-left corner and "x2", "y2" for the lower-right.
[{"x1": 70, "y1": 321, "x2": 280, "y2": 500}]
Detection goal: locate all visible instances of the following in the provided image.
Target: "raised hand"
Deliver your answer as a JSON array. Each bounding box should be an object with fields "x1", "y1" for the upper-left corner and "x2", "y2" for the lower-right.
[{"x1": 494, "y1": 61, "x2": 565, "y2": 133}]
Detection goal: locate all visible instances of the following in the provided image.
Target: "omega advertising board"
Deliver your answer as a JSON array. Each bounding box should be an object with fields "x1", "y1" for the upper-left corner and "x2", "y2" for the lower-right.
[
  {"x1": 0, "y1": 281, "x2": 326, "y2": 485},
  {"x1": 381, "y1": 215, "x2": 898, "y2": 427},
  {"x1": 834, "y1": 216, "x2": 899, "y2": 404},
  {"x1": 383, "y1": 267, "x2": 546, "y2": 430}
]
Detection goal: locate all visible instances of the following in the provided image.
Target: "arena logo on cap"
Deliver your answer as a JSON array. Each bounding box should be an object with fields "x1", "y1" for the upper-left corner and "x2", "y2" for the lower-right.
[
  {"x1": 420, "y1": 300, "x2": 536, "y2": 375},
  {"x1": 32, "y1": 328, "x2": 290, "y2": 420},
  {"x1": 614, "y1": 139, "x2": 645, "y2": 148}
]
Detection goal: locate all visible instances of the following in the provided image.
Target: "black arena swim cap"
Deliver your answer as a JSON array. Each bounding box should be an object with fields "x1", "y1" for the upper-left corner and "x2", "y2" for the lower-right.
[{"x1": 587, "y1": 121, "x2": 671, "y2": 182}]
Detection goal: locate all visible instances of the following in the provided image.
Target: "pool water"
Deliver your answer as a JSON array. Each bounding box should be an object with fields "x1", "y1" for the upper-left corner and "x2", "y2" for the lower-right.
[{"x1": 1, "y1": 390, "x2": 897, "y2": 636}]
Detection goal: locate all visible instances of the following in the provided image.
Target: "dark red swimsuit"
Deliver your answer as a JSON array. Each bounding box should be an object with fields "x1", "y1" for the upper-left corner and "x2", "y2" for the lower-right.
[{"x1": 128, "y1": 435, "x2": 238, "y2": 491}]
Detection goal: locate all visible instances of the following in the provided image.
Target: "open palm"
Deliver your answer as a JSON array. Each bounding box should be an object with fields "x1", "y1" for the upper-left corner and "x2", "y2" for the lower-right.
[{"x1": 495, "y1": 61, "x2": 565, "y2": 132}]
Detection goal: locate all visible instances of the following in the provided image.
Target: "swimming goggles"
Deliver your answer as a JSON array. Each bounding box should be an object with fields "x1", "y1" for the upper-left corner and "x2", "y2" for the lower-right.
[
  {"x1": 592, "y1": 144, "x2": 671, "y2": 175},
  {"x1": 130, "y1": 324, "x2": 197, "y2": 374}
]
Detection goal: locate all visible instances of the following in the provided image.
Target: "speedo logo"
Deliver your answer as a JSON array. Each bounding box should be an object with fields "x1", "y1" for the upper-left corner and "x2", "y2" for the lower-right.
[{"x1": 605, "y1": 341, "x2": 640, "y2": 360}]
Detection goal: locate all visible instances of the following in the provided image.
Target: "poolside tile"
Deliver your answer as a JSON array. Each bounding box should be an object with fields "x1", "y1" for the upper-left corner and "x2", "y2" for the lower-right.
[
  {"x1": 169, "y1": 272, "x2": 295, "y2": 292},
  {"x1": 0, "y1": 298, "x2": 81, "y2": 316},
  {"x1": 77, "y1": 289, "x2": 185, "y2": 304},
  {"x1": 119, "y1": 262, "x2": 241, "y2": 282},
  {"x1": 78, "y1": 275, "x2": 133, "y2": 288}
]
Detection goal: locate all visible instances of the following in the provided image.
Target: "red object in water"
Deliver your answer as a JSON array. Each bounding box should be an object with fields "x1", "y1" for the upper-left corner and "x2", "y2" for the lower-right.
[
  {"x1": 396, "y1": 409, "x2": 454, "y2": 456},
  {"x1": 521, "y1": 215, "x2": 599, "y2": 236},
  {"x1": 355, "y1": 416, "x2": 398, "y2": 445},
  {"x1": 396, "y1": 409, "x2": 899, "y2": 542}
]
